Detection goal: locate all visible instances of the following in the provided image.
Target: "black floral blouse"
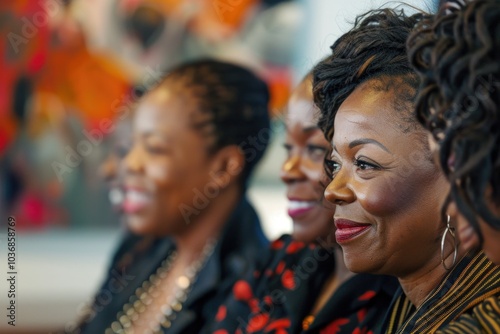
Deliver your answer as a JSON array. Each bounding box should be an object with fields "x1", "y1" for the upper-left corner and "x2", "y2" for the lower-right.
[{"x1": 209, "y1": 235, "x2": 398, "y2": 334}]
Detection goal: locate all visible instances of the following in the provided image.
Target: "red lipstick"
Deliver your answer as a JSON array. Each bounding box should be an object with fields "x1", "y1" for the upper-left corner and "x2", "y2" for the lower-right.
[
  {"x1": 334, "y1": 219, "x2": 371, "y2": 243},
  {"x1": 286, "y1": 199, "x2": 316, "y2": 219}
]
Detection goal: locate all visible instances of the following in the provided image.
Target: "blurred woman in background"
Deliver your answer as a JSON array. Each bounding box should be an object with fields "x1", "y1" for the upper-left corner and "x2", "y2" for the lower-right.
[{"x1": 77, "y1": 59, "x2": 271, "y2": 334}]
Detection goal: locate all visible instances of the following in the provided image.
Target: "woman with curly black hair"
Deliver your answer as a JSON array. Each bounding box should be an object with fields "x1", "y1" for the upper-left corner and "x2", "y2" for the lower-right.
[
  {"x1": 409, "y1": 0, "x2": 500, "y2": 265},
  {"x1": 408, "y1": 1, "x2": 500, "y2": 332},
  {"x1": 313, "y1": 7, "x2": 500, "y2": 333}
]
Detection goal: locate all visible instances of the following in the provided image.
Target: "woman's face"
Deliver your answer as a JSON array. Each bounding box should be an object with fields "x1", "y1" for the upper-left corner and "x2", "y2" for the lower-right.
[
  {"x1": 99, "y1": 118, "x2": 133, "y2": 211},
  {"x1": 325, "y1": 79, "x2": 450, "y2": 276},
  {"x1": 122, "y1": 86, "x2": 220, "y2": 236},
  {"x1": 281, "y1": 91, "x2": 334, "y2": 243}
]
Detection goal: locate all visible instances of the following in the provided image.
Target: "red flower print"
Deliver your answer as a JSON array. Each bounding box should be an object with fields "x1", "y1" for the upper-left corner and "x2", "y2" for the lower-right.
[
  {"x1": 247, "y1": 312, "x2": 270, "y2": 333},
  {"x1": 281, "y1": 269, "x2": 295, "y2": 290},
  {"x1": 213, "y1": 330, "x2": 228, "y2": 334},
  {"x1": 216, "y1": 305, "x2": 227, "y2": 322},
  {"x1": 271, "y1": 239, "x2": 285, "y2": 249},
  {"x1": 234, "y1": 280, "x2": 254, "y2": 301},
  {"x1": 249, "y1": 298, "x2": 260, "y2": 313},
  {"x1": 265, "y1": 318, "x2": 291, "y2": 332},
  {"x1": 276, "y1": 261, "x2": 286, "y2": 275},
  {"x1": 357, "y1": 308, "x2": 367, "y2": 322},
  {"x1": 320, "y1": 318, "x2": 350, "y2": 334},
  {"x1": 286, "y1": 241, "x2": 305, "y2": 254},
  {"x1": 358, "y1": 290, "x2": 376, "y2": 301}
]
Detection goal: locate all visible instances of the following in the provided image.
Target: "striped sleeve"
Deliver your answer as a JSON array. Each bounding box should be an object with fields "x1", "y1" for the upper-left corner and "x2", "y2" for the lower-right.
[{"x1": 436, "y1": 296, "x2": 500, "y2": 334}]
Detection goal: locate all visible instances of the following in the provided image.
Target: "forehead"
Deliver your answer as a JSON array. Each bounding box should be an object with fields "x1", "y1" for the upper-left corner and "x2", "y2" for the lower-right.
[
  {"x1": 134, "y1": 86, "x2": 198, "y2": 129},
  {"x1": 337, "y1": 78, "x2": 409, "y2": 127},
  {"x1": 286, "y1": 95, "x2": 319, "y2": 127},
  {"x1": 333, "y1": 80, "x2": 403, "y2": 141}
]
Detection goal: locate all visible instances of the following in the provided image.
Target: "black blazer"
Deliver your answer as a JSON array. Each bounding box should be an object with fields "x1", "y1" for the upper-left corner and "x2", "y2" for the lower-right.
[{"x1": 76, "y1": 197, "x2": 269, "y2": 334}]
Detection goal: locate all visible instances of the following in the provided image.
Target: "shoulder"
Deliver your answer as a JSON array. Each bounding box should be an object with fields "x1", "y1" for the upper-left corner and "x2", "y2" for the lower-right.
[{"x1": 436, "y1": 295, "x2": 500, "y2": 334}]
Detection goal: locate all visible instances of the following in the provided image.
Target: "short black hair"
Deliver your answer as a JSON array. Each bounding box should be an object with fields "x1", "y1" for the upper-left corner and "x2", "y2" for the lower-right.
[
  {"x1": 164, "y1": 59, "x2": 271, "y2": 186},
  {"x1": 408, "y1": 0, "x2": 500, "y2": 243},
  {"x1": 313, "y1": 8, "x2": 430, "y2": 143}
]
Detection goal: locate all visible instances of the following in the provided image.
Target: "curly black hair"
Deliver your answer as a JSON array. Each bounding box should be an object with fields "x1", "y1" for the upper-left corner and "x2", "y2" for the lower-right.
[
  {"x1": 408, "y1": 0, "x2": 500, "y2": 244},
  {"x1": 163, "y1": 59, "x2": 271, "y2": 186},
  {"x1": 313, "y1": 8, "x2": 431, "y2": 145}
]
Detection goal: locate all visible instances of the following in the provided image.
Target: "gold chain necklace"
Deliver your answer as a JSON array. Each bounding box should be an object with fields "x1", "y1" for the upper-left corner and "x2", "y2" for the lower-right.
[{"x1": 105, "y1": 238, "x2": 217, "y2": 334}]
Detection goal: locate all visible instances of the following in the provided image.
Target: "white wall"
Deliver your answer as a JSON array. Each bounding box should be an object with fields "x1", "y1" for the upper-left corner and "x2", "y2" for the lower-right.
[{"x1": 294, "y1": 0, "x2": 438, "y2": 80}]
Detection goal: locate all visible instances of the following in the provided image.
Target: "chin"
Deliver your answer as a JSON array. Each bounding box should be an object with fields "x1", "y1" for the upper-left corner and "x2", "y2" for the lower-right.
[
  {"x1": 343, "y1": 251, "x2": 377, "y2": 274},
  {"x1": 125, "y1": 216, "x2": 155, "y2": 236},
  {"x1": 292, "y1": 232, "x2": 314, "y2": 244},
  {"x1": 292, "y1": 224, "x2": 317, "y2": 243}
]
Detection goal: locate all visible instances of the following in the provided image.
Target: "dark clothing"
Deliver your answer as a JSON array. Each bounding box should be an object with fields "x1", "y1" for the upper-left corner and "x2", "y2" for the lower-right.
[
  {"x1": 78, "y1": 197, "x2": 268, "y2": 334},
  {"x1": 210, "y1": 235, "x2": 398, "y2": 334},
  {"x1": 382, "y1": 251, "x2": 500, "y2": 334}
]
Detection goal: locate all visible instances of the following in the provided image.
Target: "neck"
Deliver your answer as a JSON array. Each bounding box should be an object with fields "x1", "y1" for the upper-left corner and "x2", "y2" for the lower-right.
[
  {"x1": 309, "y1": 247, "x2": 353, "y2": 316},
  {"x1": 398, "y1": 248, "x2": 467, "y2": 307},
  {"x1": 173, "y1": 184, "x2": 241, "y2": 263}
]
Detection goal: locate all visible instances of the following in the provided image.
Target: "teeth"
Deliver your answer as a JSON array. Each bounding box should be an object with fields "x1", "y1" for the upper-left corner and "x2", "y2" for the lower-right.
[
  {"x1": 288, "y1": 201, "x2": 315, "y2": 210},
  {"x1": 125, "y1": 190, "x2": 150, "y2": 204}
]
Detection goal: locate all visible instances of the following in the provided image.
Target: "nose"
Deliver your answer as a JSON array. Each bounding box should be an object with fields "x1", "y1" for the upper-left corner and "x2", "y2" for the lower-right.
[
  {"x1": 123, "y1": 143, "x2": 144, "y2": 174},
  {"x1": 324, "y1": 167, "x2": 355, "y2": 205},
  {"x1": 280, "y1": 154, "x2": 306, "y2": 184}
]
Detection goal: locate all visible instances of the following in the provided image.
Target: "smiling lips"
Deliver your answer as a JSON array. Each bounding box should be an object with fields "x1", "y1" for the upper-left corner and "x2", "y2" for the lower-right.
[
  {"x1": 334, "y1": 219, "x2": 371, "y2": 243},
  {"x1": 287, "y1": 200, "x2": 317, "y2": 218},
  {"x1": 122, "y1": 188, "x2": 151, "y2": 214}
]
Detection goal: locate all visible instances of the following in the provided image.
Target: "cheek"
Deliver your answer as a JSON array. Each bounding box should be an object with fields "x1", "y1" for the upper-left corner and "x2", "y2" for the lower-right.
[
  {"x1": 145, "y1": 159, "x2": 186, "y2": 189},
  {"x1": 356, "y1": 175, "x2": 412, "y2": 217}
]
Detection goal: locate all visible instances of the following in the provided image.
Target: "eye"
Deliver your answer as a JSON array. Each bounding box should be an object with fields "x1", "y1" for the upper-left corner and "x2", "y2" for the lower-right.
[
  {"x1": 306, "y1": 144, "x2": 328, "y2": 161},
  {"x1": 353, "y1": 158, "x2": 380, "y2": 171},
  {"x1": 282, "y1": 143, "x2": 293, "y2": 158},
  {"x1": 324, "y1": 158, "x2": 341, "y2": 179},
  {"x1": 115, "y1": 143, "x2": 131, "y2": 158},
  {"x1": 143, "y1": 136, "x2": 170, "y2": 155},
  {"x1": 144, "y1": 144, "x2": 168, "y2": 154}
]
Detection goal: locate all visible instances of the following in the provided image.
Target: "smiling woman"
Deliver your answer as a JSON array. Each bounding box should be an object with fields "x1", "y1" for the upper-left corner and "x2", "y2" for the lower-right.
[
  {"x1": 209, "y1": 73, "x2": 398, "y2": 334},
  {"x1": 77, "y1": 59, "x2": 271, "y2": 334},
  {"x1": 313, "y1": 8, "x2": 500, "y2": 333},
  {"x1": 325, "y1": 77, "x2": 448, "y2": 277},
  {"x1": 281, "y1": 74, "x2": 334, "y2": 243}
]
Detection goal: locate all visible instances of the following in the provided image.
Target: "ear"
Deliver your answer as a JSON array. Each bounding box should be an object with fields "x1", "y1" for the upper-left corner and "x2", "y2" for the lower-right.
[{"x1": 209, "y1": 145, "x2": 245, "y2": 189}]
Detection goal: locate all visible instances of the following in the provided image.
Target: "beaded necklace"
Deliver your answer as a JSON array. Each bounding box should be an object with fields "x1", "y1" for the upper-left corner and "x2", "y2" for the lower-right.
[{"x1": 105, "y1": 238, "x2": 217, "y2": 334}]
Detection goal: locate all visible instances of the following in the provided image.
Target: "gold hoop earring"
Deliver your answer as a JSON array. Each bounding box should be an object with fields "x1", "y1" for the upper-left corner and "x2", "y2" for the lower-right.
[{"x1": 441, "y1": 215, "x2": 458, "y2": 270}]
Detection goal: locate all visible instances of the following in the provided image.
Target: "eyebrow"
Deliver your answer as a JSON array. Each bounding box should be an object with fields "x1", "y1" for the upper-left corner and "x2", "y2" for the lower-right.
[
  {"x1": 302, "y1": 125, "x2": 319, "y2": 133},
  {"x1": 348, "y1": 138, "x2": 391, "y2": 153},
  {"x1": 283, "y1": 123, "x2": 319, "y2": 132},
  {"x1": 140, "y1": 131, "x2": 173, "y2": 142}
]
